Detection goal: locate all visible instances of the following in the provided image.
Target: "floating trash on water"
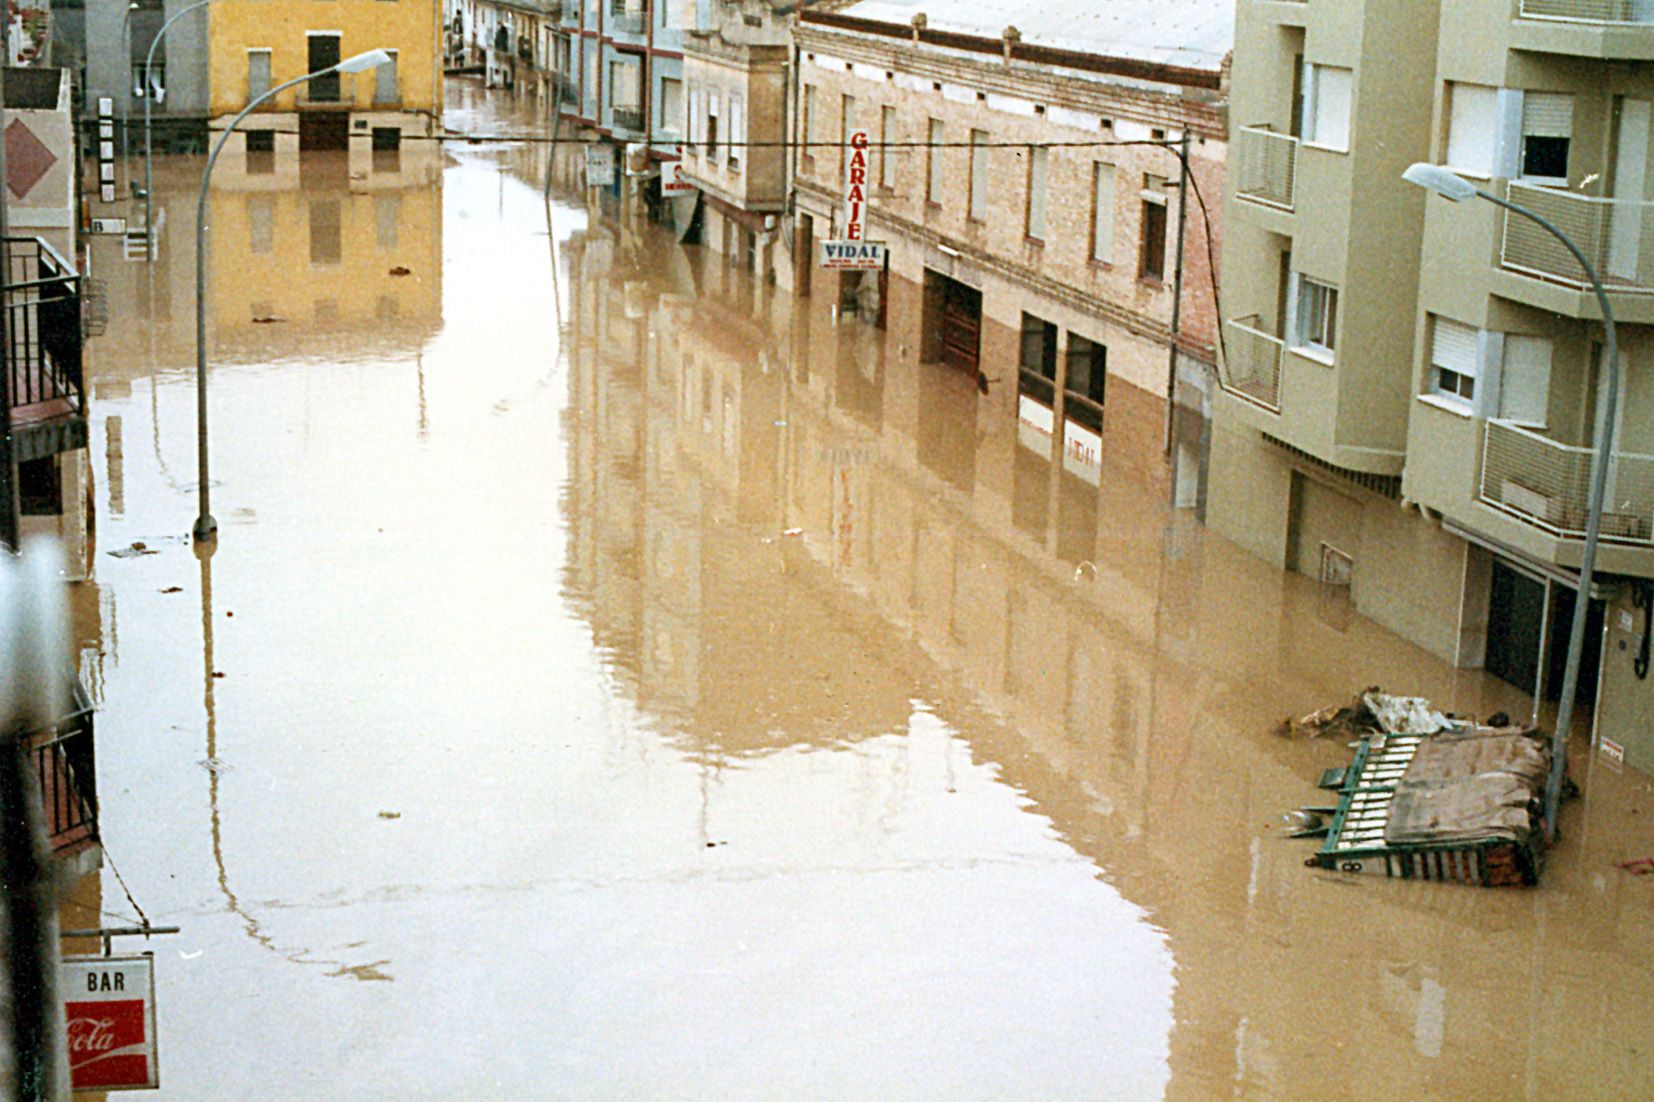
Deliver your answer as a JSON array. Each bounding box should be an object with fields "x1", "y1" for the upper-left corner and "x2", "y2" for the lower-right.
[
  {"x1": 109, "y1": 541, "x2": 158, "y2": 558},
  {"x1": 783, "y1": 528, "x2": 803, "y2": 537},
  {"x1": 198, "y1": 757, "x2": 228, "y2": 774},
  {"x1": 159, "y1": 586, "x2": 182, "y2": 594},
  {"x1": 378, "y1": 810, "x2": 402, "y2": 820}
]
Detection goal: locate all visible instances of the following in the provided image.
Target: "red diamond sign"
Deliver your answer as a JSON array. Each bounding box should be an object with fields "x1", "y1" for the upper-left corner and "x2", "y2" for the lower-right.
[{"x1": 6, "y1": 118, "x2": 56, "y2": 199}]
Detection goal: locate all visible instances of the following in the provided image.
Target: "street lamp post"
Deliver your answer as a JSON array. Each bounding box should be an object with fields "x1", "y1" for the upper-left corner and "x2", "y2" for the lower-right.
[
  {"x1": 142, "y1": 0, "x2": 217, "y2": 242},
  {"x1": 1403, "y1": 162, "x2": 1618, "y2": 841},
  {"x1": 192, "y1": 48, "x2": 393, "y2": 542}
]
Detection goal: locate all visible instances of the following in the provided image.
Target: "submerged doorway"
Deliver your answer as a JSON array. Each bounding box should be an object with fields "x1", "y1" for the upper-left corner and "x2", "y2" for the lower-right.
[
  {"x1": 1486, "y1": 559, "x2": 1603, "y2": 705},
  {"x1": 921, "y1": 269, "x2": 981, "y2": 375}
]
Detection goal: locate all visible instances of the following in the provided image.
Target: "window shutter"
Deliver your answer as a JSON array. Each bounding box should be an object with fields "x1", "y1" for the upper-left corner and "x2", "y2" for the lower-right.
[
  {"x1": 1310, "y1": 65, "x2": 1353, "y2": 150},
  {"x1": 1500, "y1": 336, "x2": 1553, "y2": 424},
  {"x1": 1432, "y1": 317, "x2": 1480, "y2": 375},
  {"x1": 1446, "y1": 83, "x2": 1496, "y2": 175},
  {"x1": 1522, "y1": 93, "x2": 1573, "y2": 138}
]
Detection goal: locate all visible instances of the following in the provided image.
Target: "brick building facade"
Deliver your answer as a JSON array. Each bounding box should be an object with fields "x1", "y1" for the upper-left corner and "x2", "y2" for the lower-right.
[{"x1": 792, "y1": 2, "x2": 1229, "y2": 499}]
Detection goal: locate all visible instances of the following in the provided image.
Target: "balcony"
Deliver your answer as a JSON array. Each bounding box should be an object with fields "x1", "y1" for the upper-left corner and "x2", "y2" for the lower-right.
[
  {"x1": 612, "y1": 105, "x2": 645, "y2": 133},
  {"x1": 1521, "y1": 0, "x2": 1654, "y2": 23},
  {"x1": 4, "y1": 236, "x2": 85, "y2": 463},
  {"x1": 1480, "y1": 418, "x2": 1654, "y2": 544},
  {"x1": 609, "y1": 8, "x2": 646, "y2": 35},
  {"x1": 1220, "y1": 316, "x2": 1284, "y2": 412},
  {"x1": 1514, "y1": 0, "x2": 1654, "y2": 57},
  {"x1": 1500, "y1": 181, "x2": 1654, "y2": 294},
  {"x1": 1234, "y1": 126, "x2": 1298, "y2": 212},
  {"x1": 20, "y1": 675, "x2": 98, "y2": 861}
]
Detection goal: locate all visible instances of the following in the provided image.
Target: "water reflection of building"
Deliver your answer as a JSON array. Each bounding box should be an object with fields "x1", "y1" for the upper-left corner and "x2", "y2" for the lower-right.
[
  {"x1": 562, "y1": 216, "x2": 1654, "y2": 1100},
  {"x1": 209, "y1": 146, "x2": 443, "y2": 353}
]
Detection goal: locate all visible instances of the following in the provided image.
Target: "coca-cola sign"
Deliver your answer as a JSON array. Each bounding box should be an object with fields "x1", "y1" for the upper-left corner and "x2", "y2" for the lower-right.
[{"x1": 62, "y1": 955, "x2": 159, "y2": 1091}]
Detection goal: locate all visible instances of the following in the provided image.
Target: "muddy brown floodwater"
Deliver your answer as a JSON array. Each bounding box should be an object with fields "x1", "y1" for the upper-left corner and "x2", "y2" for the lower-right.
[{"x1": 62, "y1": 80, "x2": 1654, "y2": 1099}]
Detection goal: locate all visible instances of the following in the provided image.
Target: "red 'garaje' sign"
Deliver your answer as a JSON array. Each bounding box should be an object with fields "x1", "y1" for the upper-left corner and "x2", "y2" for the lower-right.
[
  {"x1": 844, "y1": 129, "x2": 869, "y2": 239},
  {"x1": 62, "y1": 954, "x2": 159, "y2": 1092}
]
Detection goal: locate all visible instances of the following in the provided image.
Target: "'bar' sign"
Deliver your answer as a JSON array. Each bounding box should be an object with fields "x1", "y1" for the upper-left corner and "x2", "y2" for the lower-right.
[
  {"x1": 821, "y1": 129, "x2": 887, "y2": 270},
  {"x1": 63, "y1": 954, "x2": 160, "y2": 1091}
]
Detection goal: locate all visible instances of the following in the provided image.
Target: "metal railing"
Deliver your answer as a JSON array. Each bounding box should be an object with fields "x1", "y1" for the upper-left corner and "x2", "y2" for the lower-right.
[
  {"x1": 1234, "y1": 126, "x2": 1298, "y2": 211},
  {"x1": 609, "y1": 9, "x2": 646, "y2": 34},
  {"x1": 612, "y1": 105, "x2": 645, "y2": 132},
  {"x1": 3, "y1": 236, "x2": 84, "y2": 419},
  {"x1": 1220, "y1": 315, "x2": 1284, "y2": 412},
  {"x1": 1519, "y1": 0, "x2": 1654, "y2": 23},
  {"x1": 21, "y1": 683, "x2": 97, "y2": 858},
  {"x1": 1481, "y1": 418, "x2": 1654, "y2": 542},
  {"x1": 1501, "y1": 181, "x2": 1654, "y2": 291}
]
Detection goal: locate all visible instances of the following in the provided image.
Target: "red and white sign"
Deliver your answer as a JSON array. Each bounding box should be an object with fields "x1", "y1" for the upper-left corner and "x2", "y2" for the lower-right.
[
  {"x1": 63, "y1": 955, "x2": 158, "y2": 1092},
  {"x1": 822, "y1": 128, "x2": 886, "y2": 269},
  {"x1": 661, "y1": 146, "x2": 695, "y2": 194}
]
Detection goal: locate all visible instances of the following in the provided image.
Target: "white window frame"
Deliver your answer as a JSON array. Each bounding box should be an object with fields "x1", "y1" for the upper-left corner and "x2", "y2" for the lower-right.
[
  {"x1": 1428, "y1": 316, "x2": 1480, "y2": 408},
  {"x1": 1290, "y1": 274, "x2": 1339, "y2": 357},
  {"x1": 1301, "y1": 63, "x2": 1353, "y2": 152}
]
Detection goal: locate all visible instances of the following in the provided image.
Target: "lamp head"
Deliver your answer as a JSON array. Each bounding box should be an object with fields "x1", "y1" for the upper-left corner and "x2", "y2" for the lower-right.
[
  {"x1": 337, "y1": 49, "x2": 393, "y2": 74},
  {"x1": 1403, "y1": 162, "x2": 1477, "y2": 202}
]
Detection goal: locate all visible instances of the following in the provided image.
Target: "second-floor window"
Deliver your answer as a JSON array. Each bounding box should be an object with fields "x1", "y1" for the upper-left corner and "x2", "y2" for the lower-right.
[
  {"x1": 880, "y1": 106, "x2": 896, "y2": 189},
  {"x1": 1293, "y1": 276, "x2": 1339, "y2": 356},
  {"x1": 802, "y1": 84, "x2": 818, "y2": 169},
  {"x1": 728, "y1": 94, "x2": 744, "y2": 173},
  {"x1": 1026, "y1": 145, "x2": 1047, "y2": 241},
  {"x1": 1301, "y1": 63, "x2": 1353, "y2": 151},
  {"x1": 1139, "y1": 175, "x2": 1168, "y2": 282},
  {"x1": 1091, "y1": 163, "x2": 1116, "y2": 262},
  {"x1": 968, "y1": 130, "x2": 990, "y2": 222},
  {"x1": 1429, "y1": 316, "x2": 1479, "y2": 405},
  {"x1": 1520, "y1": 93, "x2": 1572, "y2": 184},
  {"x1": 660, "y1": 77, "x2": 683, "y2": 135},
  {"x1": 927, "y1": 118, "x2": 944, "y2": 203}
]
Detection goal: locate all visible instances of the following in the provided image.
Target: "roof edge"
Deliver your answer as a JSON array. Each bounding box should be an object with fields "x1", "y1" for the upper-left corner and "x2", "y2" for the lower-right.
[{"x1": 797, "y1": 10, "x2": 1224, "y2": 91}]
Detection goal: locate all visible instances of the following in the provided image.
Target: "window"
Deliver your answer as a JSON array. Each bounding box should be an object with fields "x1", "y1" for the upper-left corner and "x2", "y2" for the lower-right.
[
  {"x1": 879, "y1": 105, "x2": 896, "y2": 188},
  {"x1": 660, "y1": 77, "x2": 683, "y2": 134},
  {"x1": 1429, "y1": 316, "x2": 1479, "y2": 404},
  {"x1": 841, "y1": 94, "x2": 857, "y2": 177},
  {"x1": 1019, "y1": 313, "x2": 1058, "y2": 406},
  {"x1": 1295, "y1": 276, "x2": 1339, "y2": 354},
  {"x1": 803, "y1": 84, "x2": 818, "y2": 168},
  {"x1": 1303, "y1": 63, "x2": 1353, "y2": 151},
  {"x1": 1500, "y1": 336, "x2": 1553, "y2": 424},
  {"x1": 374, "y1": 50, "x2": 399, "y2": 105},
  {"x1": 1064, "y1": 335, "x2": 1107, "y2": 432},
  {"x1": 1026, "y1": 146, "x2": 1048, "y2": 240},
  {"x1": 706, "y1": 92, "x2": 720, "y2": 160},
  {"x1": 1521, "y1": 92, "x2": 1572, "y2": 183},
  {"x1": 727, "y1": 94, "x2": 744, "y2": 172},
  {"x1": 245, "y1": 128, "x2": 274, "y2": 174},
  {"x1": 1139, "y1": 175, "x2": 1168, "y2": 281},
  {"x1": 1445, "y1": 82, "x2": 1497, "y2": 177},
  {"x1": 968, "y1": 130, "x2": 989, "y2": 221},
  {"x1": 309, "y1": 199, "x2": 341, "y2": 266},
  {"x1": 248, "y1": 196, "x2": 273, "y2": 255},
  {"x1": 686, "y1": 85, "x2": 700, "y2": 151},
  {"x1": 247, "y1": 49, "x2": 271, "y2": 102},
  {"x1": 927, "y1": 118, "x2": 944, "y2": 203},
  {"x1": 1091, "y1": 163, "x2": 1116, "y2": 262},
  {"x1": 372, "y1": 127, "x2": 401, "y2": 171},
  {"x1": 375, "y1": 194, "x2": 401, "y2": 250}
]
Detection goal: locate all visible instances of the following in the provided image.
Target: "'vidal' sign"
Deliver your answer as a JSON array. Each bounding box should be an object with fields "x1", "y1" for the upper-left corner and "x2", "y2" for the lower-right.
[{"x1": 821, "y1": 129, "x2": 887, "y2": 270}]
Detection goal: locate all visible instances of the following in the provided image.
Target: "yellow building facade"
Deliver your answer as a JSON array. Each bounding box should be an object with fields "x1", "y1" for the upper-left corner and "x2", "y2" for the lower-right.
[{"x1": 208, "y1": 0, "x2": 443, "y2": 151}]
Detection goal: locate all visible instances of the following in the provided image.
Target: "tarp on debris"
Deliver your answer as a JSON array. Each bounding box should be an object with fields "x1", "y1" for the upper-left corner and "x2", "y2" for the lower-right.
[{"x1": 1384, "y1": 728, "x2": 1550, "y2": 846}]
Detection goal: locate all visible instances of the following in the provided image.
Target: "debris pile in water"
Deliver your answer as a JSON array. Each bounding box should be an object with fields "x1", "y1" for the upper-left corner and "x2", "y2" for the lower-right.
[{"x1": 1289, "y1": 690, "x2": 1552, "y2": 888}]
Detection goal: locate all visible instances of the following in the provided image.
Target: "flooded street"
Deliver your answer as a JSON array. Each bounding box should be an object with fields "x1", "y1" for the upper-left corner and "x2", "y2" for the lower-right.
[{"x1": 65, "y1": 82, "x2": 1654, "y2": 1099}]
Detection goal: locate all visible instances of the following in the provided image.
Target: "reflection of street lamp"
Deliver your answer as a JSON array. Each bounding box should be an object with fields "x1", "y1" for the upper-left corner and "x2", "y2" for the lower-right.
[
  {"x1": 141, "y1": 0, "x2": 216, "y2": 242},
  {"x1": 1403, "y1": 162, "x2": 1619, "y2": 841},
  {"x1": 192, "y1": 48, "x2": 393, "y2": 542},
  {"x1": 119, "y1": 0, "x2": 140, "y2": 193}
]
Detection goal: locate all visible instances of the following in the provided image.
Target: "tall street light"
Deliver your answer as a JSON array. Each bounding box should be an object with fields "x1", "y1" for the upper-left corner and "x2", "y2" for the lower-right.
[
  {"x1": 1403, "y1": 162, "x2": 1618, "y2": 841},
  {"x1": 192, "y1": 48, "x2": 393, "y2": 542},
  {"x1": 142, "y1": 0, "x2": 217, "y2": 242}
]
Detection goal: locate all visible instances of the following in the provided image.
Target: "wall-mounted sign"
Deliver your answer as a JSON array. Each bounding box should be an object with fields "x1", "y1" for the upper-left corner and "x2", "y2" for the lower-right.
[
  {"x1": 62, "y1": 954, "x2": 159, "y2": 1091},
  {"x1": 820, "y1": 241, "x2": 886, "y2": 270},
  {"x1": 821, "y1": 129, "x2": 886, "y2": 269},
  {"x1": 90, "y1": 218, "x2": 127, "y2": 235},
  {"x1": 585, "y1": 144, "x2": 616, "y2": 188},
  {"x1": 661, "y1": 146, "x2": 695, "y2": 194}
]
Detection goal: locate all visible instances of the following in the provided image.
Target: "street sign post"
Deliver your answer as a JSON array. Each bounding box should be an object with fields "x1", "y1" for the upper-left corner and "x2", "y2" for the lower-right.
[
  {"x1": 821, "y1": 128, "x2": 886, "y2": 269},
  {"x1": 62, "y1": 954, "x2": 159, "y2": 1092}
]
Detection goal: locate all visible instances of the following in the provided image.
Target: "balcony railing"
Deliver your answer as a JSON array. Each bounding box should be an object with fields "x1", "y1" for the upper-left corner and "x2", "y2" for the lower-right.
[
  {"x1": 1220, "y1": 315, "x2": 1284, "y2": 412},
  {"x1": 612, "y1": 105, "x2": 645, "y2": 133},
  {"x1": 3, "y1": 236, "x2": 84, "y2": 427},
  {"x1": 1234, "y1": 126, "x2": 1298, "y2": 211},
  {"x1": 1520, "y1": 0, "x2": 1654, "y2": 23},
  {"x1": 1480, "y1": 418, "x2": 1654, "y2": 543},
  {"x1": 20, "y1": 677, "x2": 97, "y2": 859},
  {"x1": 610, "y1": 9, "x2": 646, "y2": 34},
  {"x1": 1501, "y1": 181, "x2": 1654, "y2": 292}
]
